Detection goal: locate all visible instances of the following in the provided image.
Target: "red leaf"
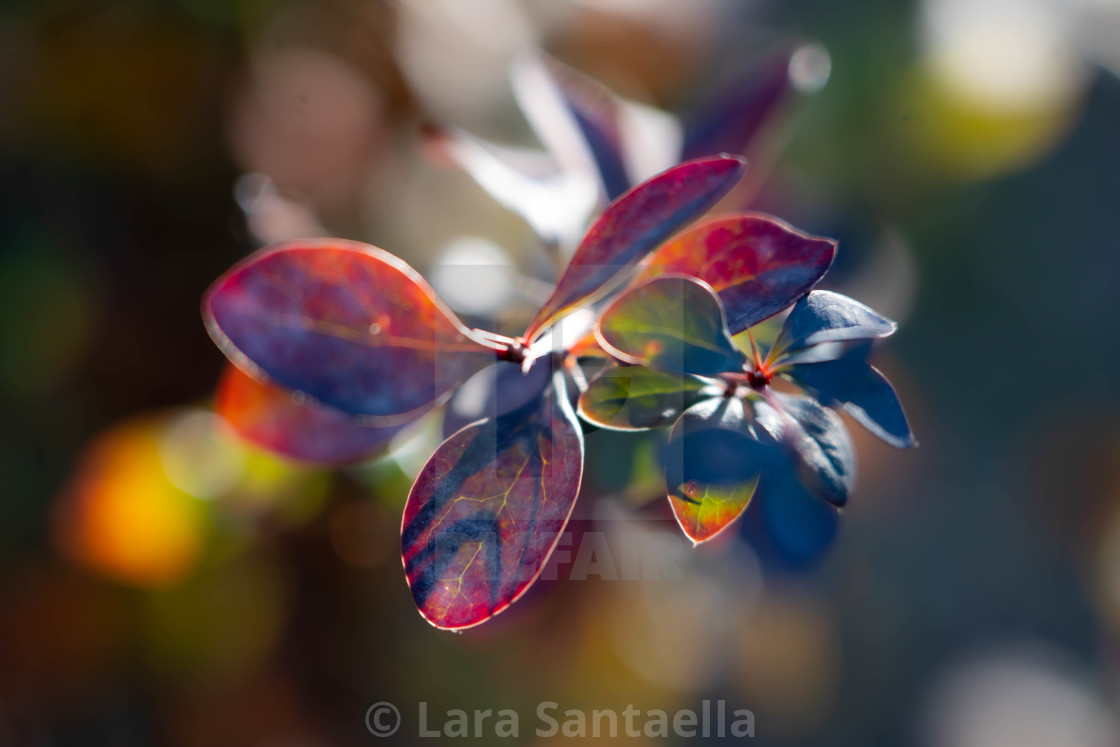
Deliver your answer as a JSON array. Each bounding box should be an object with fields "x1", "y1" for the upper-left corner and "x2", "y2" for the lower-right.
[
  {"x1": 203, "y1": 240, "x2": 496, "y2": 424},
  {"x1": 401, "y1": 368, "x2": 583, "y2": 629},
  {"x1": 215, "y1": 364, "x2": 403, "y2": 464},
  {"x1": 523, "y1": 156, "x2": 747, "y2": 344},
  {"x1": 633, "y1": 213, "x2": 836, "y2": 334}
]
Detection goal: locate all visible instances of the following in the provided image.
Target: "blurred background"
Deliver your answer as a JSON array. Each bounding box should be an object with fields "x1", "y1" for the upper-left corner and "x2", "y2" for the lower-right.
[{"x1": 1, "y1": 0, "x2": 1120, "y2": 744}]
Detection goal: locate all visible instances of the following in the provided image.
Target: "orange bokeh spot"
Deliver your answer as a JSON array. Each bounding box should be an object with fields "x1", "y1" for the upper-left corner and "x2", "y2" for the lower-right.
[{"x1": 55, "y1": 417, "x2": 204, "y2": 588}]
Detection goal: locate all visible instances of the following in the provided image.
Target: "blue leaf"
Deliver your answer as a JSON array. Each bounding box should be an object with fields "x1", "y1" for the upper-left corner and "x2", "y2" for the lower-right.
[
  {"x1": 774, "y1": 290, "x2": 896, "y2": 357},
  {"x1": 790, "y1": 346, "x2": 916, "y2": 449},
  {"x1": 664, "y1": 398, "x2": 777, "y2": 488},
  {"x1": 754, "y1": 393, "x2": 855, "y2": 507},
  {"x1": 740, "y1": 467, "x2": 839, "y2": 568},
  {"x1": 663, "y1": 397, "x2": 780, "y2": 542}
]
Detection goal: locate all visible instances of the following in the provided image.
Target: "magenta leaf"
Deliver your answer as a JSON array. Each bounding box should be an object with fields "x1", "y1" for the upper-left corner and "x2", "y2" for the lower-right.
[
  {"x1": 215, "y1": 364, "x2": 403, "y2": 464},
  {"x1": 633, "y1": 213, "x2": 836, "y2": 334},
  {"x1": 203, "y1": 240, "x2": 496, "y2": 424},
  {"x1": 401, "y1": 366, "x2": 583, "y2": 629},
  {"x1": 523, "y1": 155, "x2": 747, "y2": 344}
]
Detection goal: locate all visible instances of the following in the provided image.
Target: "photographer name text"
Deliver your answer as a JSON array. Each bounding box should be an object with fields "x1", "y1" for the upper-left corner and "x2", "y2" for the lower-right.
[{"x1": 374, "y1": 700, "x2": 755, "y2": 739}]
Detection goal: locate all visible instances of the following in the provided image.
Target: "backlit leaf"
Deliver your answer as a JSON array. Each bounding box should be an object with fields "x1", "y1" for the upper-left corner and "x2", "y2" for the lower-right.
[
  {"x1": 773, "y1": 290, "x2": 896, "y2": 357},
  {"x1": 664, "y1": 397, "x2": 776, "y2": 544},
  {"x1": 421, "y1": 123, "x2": 596, "y2": 249},
  {"x1": 755, "y1": 393, "x2": 855, "y2": 507},
  {"x1": 523, "y1": 156, "x2": 747, "y2": 344},
  {"x1": 401, "y1": 367, "x2": 583, "y2": 630},
  {"x1": 633, "y1": 213, "x2": 836, "y2": 334},
  {"x1": 577, "y1": 364, "x2": 716, "y2": 431},
  {"x1": 215, "y1": 364, "x2": 402, "y2": 465},
  {"x1": 596, "y1": 276, "x2": 747, "y2": 376},
  {"x1": 442, "y1": 359, "x2": 554, "y2": 439},
  {"x1": 512, "y1": 52, "x2": 630, "y2": 201},
  {"x1": 203, "y1": 240, "x2": 495, "y2": 424},
  {"x1": 567, "y1": 328, "x2": 609, "y2": 359},
  {"x1": 789, "y1": 345, "x2": 916, "y2": 449}
]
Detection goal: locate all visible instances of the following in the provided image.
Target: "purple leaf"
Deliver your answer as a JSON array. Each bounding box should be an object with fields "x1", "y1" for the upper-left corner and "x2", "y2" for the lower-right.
[
  {"x1": 523, "y1": 155, "x2": 747, "y2": 344},
  {"x1": 632, "y1": 213, "x2": 836, "y2": 334},
  {"x1": 420, "y1": 123, "x2": 595, "y2": 249},
  {"x1": 512, "y1": 52, "x2": 630, "y2": 201},
  {"x1": 442, "y1": 360, "x2": 555, "y2": 439},
  {"x1": 401, "y1": 366, "x2": 583, "y2": 630},
  {"x1": 203, "y1": 240, "x2": 496, "y2": 424},
  {"x1": 681, "y1": 49, "x2": 799, "y2": 161}
]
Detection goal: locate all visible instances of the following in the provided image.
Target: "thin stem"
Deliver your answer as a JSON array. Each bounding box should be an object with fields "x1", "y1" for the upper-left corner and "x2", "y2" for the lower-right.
[
  {"x1": 746, "y1": 330, "x2": 764, "y2": 371},
  {"x1": 564, "y1": 355, "x2": 589, "y2": 393}
]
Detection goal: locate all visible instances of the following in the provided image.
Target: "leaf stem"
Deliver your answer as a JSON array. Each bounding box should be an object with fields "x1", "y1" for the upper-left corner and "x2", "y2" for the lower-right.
[{"x1": 564, "y1": 355, "x2": 588, "y2": 393}]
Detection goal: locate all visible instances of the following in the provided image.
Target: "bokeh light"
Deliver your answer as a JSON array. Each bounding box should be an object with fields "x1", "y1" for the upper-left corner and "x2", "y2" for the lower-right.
[
  {"x1": 906, "y1": 0, "x2": 1094, "y2": 178},
  {"x1": 788, "y1": 44, "x2": 832, "y2": 95},
  {"x1": 920, "y1": 645, "x2": 1120, "y2": 747},
  {"x1": 431, "y1": 235, "x2": 517, "y2": 315},
  {"x1": 54, "y1": 415, "x2": 208, "y2": 588}
]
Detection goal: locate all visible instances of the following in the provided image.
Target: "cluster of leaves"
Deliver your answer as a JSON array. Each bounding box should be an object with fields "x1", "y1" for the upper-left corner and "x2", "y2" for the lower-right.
[
  {"x1": 425, "y1": 49, "x2": 800, "y2": 251},
  {"x1": 203, "y1": 52, "x2": 914, "y2": 630},
  {"x1": 583, "y1": 275, "x2": 913, "y2": 544}
]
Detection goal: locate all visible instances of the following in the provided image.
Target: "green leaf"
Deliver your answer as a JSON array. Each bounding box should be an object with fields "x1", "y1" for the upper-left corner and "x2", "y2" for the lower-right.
[
  {"x1": 577, "y1": 364, "x2": 716, "y2": 431},
  {"x1": 596, "y1": 276, "x2": 747, "y2": 376},
  {"x1": 664, "y1": 397, "x2": 775, "y2": 544}
]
